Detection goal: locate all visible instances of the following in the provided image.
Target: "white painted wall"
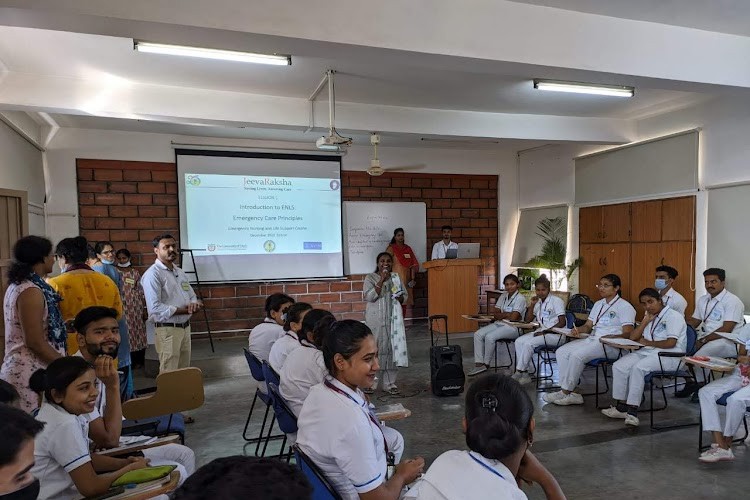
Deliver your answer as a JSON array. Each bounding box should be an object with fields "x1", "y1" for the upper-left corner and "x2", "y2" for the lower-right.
[
  {"x1": 45, "y1": 127, "x2": 517, "y2": 279},
  {"x1": 0, "y1": 119, "x2": 46, "y2": 235}
]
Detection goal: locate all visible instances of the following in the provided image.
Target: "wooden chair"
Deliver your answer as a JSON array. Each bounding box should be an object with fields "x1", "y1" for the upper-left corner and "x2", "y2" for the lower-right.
[{"x1": 122, "y1": 367, "x2": 205, "y2": 443}]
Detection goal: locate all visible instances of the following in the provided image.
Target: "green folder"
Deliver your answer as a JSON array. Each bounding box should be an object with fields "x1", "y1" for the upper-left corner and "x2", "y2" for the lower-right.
[{"x1": 111, "y1": 465, "x2": 176, "y2": 487}]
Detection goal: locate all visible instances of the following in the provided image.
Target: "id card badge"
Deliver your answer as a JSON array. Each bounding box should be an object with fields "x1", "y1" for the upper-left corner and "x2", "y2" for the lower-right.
[
  {"x1": 124, "y1": 277, "x2": 135, "y2": 285},
  {"x1": 181, "y1": 282, "x2": 191, "y2": 292},
  {"x1": 386, "y1": 452, "x2": 396, "y2": 480}
]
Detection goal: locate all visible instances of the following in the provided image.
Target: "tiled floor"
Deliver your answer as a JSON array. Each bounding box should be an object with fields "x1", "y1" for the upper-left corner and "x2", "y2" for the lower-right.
[{"x1": 139, "y1": 323, "x2": 748, "y2": 499}]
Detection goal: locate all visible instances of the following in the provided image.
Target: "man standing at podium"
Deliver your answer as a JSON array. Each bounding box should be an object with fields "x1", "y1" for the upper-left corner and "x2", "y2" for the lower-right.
[{"x1": 431, "y1": 225, "x2": 458, "y2": 260}]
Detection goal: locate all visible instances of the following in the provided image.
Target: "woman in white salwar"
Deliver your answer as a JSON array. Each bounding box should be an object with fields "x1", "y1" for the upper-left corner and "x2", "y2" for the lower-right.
[
  {"x1": 363, "y1": 252, "x2": 408, "y2": 395},
  {"x1": 600, "y1": 287, "x2": 687, "y2": 427}
]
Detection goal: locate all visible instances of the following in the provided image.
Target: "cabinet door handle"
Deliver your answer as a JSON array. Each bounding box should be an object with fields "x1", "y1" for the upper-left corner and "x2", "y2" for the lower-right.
[
  {"x1": 603, "y1": 231, "x2": 607, "y2": 239},
  {"x1": 661, "y1": 257, "x2": 665, "y2": 265},
  {"x1": 603, "y1": 257, "x2": 608, "y2": 266}
]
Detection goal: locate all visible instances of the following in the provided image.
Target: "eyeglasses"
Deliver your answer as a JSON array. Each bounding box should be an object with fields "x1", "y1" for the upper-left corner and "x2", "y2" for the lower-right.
[{"x1": 595, "y1": 283, "x2": 614, "y2": 289}]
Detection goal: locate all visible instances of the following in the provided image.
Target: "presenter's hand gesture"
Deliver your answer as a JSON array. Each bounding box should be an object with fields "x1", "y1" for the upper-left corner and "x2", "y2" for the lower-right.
[{"x1": 379, "y1": 269, "x2": 390, "y2": 282}]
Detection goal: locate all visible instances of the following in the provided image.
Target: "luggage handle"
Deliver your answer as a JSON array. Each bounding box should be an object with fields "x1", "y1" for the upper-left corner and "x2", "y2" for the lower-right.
[{"x1": 428, "y1": 315, "x2": 449, "y2": 346}]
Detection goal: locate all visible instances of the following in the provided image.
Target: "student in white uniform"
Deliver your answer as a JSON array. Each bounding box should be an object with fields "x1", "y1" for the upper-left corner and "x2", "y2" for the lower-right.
[
  {"x1": 73, "y1": 306, "x2": 194, "y2": 484},
  {"x1": 543, "y1": 274, "x2": 636, "y2": 406},
  {"x1": 404, "y1": 374, "x2": 564, "y2": 500},
  {"x1": 247, "y1": 293, "x2": 294, "y2": 362},
  {"x1": 601, "y1": 288, "x2": 687, "y2": 426},
  {"x1": 696, "y1": 324, "x2": 750, "y2": 463},
  {"x1": 679, "y1": 268, "x2": 745, "y2": 398},
  {"x1": 296, "y1": 319, "x2": 424, "y2": 500},
  {"x1": 280, "y1": 309, "x2": 335, "y2": 417},
  {"x1": 0, "y1": 404, "x2": 44, "y2": 499},
  {"x1": 655, "y1": 265, "x2": 688, "y2": 315},
  {"x1": 430, "y1": 225, "x2": 458, "y2": 260},
  {"x1": 269, "y1": 302, "x2": 312, "y2": 372},
  {"x1": 29, "y1": 356, "x2": 149, "y2": 500},
  {"x1": 469, "y1": 274, "x2": 527, "y2": 377},
  {"x1": 511, "y1": 276, "x2": 567, "y2": 385}
]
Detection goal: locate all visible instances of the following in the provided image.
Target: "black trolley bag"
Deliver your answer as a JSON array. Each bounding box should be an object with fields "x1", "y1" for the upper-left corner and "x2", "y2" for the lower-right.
[{"x1": 428, "y1": 315, "x2": 466, "y2": 397}]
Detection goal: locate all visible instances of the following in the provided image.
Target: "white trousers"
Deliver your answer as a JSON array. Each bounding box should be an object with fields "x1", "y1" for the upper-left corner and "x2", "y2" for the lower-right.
[
  {"x1": 143, "y1": 443, "x2": 196, "y2": 486},
  {"x1": 611, "y1": 351, "x2": 681, "y2": 407},
  {"x1": 474, "y1": 323, "x2": 518, "y2": 366},
  {"x1": 694, "y1": 339, "x2": 738, "y2": 382},
  {"x1": 698, "y1": 372, "x2": 750, "y2": 436},
  {"x1": 514, "y1": 332, "x2": 564, "y2": 372},
  {"x1": 374, "y1": 369, "x2": 398, "y2": 390},
  {"x1": 382, "y1": 425, "x2": 405, "y2": 463},
  {"x1": 556, "y1": 338, "x2": 620, "y2": 392}
]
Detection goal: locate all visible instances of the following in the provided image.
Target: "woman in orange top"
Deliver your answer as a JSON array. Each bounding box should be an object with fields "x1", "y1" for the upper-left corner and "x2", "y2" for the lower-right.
[{"x1": 385, "y1": 228, "x2": 420, "y2": 308}]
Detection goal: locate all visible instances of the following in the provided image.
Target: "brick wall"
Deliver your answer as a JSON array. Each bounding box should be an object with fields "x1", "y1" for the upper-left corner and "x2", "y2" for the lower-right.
[{"x1": 76, "y1": 159, "x2": 498, "y2": 337}]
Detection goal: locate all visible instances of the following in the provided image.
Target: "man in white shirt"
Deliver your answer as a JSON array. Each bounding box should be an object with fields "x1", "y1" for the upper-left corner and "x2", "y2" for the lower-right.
[
  {"x1": 655, "y1": 265, "x2": 688, "y2": 315},
  {"x1": 141, "y1": 234, "x2": 203, "y2": 373},
  {"x1": 73, "y1": 306, "x2": 195, "y2": 484},
  {"x1": 430, "y1": 225, "x2": 458, "y2": 260},
  {"x1": 679, "y1": 268, "x2": 746, "y2": 398}
]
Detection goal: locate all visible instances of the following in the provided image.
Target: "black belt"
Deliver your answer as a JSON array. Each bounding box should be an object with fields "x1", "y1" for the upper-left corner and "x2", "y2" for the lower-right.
[{"x1": 155, "y1": 321, "x2": 190, "y2": 329}]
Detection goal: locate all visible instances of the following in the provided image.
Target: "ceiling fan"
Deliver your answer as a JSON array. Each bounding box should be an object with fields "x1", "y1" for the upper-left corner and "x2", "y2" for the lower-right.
[{"x1": 365, "y1": 133, "x2": 425, "y2": 176}]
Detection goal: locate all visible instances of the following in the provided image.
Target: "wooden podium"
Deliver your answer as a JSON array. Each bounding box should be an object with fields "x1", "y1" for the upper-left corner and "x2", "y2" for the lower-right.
[{"x1": 423, "y1": 258, "x2": 482, "y2": 333}]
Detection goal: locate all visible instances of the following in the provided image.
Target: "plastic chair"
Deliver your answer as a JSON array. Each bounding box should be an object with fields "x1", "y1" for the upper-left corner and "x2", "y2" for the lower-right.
[
  {"x1": 259, "y1": 361, "x2": 284, "y2": 457},
  {"x1": 293, "y1": 444, "x2": 343, "y2": 500},
  {"x1": 242, "y1": 348, "x2": 283, "y2": 455},
  {"x1": 533, "y1": 312, "x2": 574, "y2": 392},
  {"x1": 698, "y1": 389, "x2": 750, "y2": 452},
  {"x1": 266, "y1": 381, "x2": 298, "y2": 461}
]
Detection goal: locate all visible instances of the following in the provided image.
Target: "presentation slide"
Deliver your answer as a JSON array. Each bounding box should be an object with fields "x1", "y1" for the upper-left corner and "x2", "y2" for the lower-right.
[{"x1": 176, "y1": 150, "x2": 344, "y2": 282}]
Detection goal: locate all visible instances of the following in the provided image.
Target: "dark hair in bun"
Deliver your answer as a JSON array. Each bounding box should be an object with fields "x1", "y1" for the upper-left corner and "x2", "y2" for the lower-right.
[
  {"x1": 29, "y1": 356, "x2": 94, "y2": 404},
  {"x1": 283, "y1": 302, "x2": 312, "y2": 332},
  {"x1": 300, "y1": 309, "x2": 335, "y2": 346},
  {"x1": 465, "y1": 373, "x2": 534, "y2": 460},
  {"x1": 319, "y1": 318, "x2": 373, "y2": 375}
]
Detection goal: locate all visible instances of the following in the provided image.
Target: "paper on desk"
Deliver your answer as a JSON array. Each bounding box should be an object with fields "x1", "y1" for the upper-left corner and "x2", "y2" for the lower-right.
[
  {"x1": 375, "y1": 403, "x2": 407, "y2": 417},
  {"x1": 601, "y1": 338, "x2": 644, "y2": 348},
  {"x1": 502, "y1": 320, "x2": 539, "y2": 328},
  {"x1": 100, "y1": 436, "x2": 159, "y2": 455}
]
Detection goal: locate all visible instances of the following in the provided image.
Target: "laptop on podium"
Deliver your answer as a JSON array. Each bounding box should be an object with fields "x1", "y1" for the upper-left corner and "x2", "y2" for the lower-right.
[{"x1": 446, "y1": 243, "x2": 480, "y2": 259}]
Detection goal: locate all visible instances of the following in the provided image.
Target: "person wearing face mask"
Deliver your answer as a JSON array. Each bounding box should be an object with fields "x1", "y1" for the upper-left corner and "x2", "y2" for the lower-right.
[
  {"x1": 268, "y1": 302, "x2": 312, "y2": 372},
  {"x1": 468, "y1": 274, "x2": 527, "y2": 377},
  {"x1": 114, "y1": 249, "x2": 148, "y2": 369},
  {"x1": 29, "y1": 357, "x2": 150, "y2": 500},
  {"x1": 247, "y1": 293, "x2": 295, "y2": 363},
  {"x1": 73, "y1": 307, "x2": 194, "y2": 485},
  {"x1": 678, "y1": 268, "x2": 745, "y2": 399},
  {"x1": 404, "y1": 374, "x2": 564, "y2": 500},
  {"x1": 296, "y1": 319, "x2": 422, "y2": 500},
  {"x1": 654, "y1": 265, "x2": 687, "y2": 315},
  {"x1": 0, "y1": 404, "x2": 45, "y2": 500},
  {"x1": 1, "y1": 236, "x2": 65, "y2": 413},
  {"x1": 364, "y1": 252, "x2": 408, "y2": 395}
]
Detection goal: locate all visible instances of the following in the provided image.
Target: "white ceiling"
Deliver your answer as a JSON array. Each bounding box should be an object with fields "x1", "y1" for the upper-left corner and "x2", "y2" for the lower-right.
[
  {"x1": 508, "y1": 0, "x2": 750, "y2": 37},
  {"x1": 0, "y1": 26, "x2": 705, "y2": 119}
]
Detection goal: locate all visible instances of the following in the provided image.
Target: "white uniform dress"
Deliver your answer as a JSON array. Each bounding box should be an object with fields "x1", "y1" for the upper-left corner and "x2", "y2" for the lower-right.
[
  {"x1": 269, "y1": 330, "x2": 302, "y2": 372},
  {"x1": 403, "y1": 450, "x2": 527, "y2": 500},
  {"x1": 431, "y1": 241, "x2": 458, "y2": 260},
  {"x1": 661, "y1": 287, "x2": 688, "y2": 316},
  {"x1": 692, "y1": 289, "x2": 745, "y2": 382},
  {"x1": 514, "y1": 295, "x2": 567, "y2": 372},
  {"x1": 32, "y1": 403, "x2": 92, "y2": 500},
  {"x1": 611, "y1": 307, "x2": 687, "y2": 406},
  {"x1": 474, "y1": 292, "x2": 527, "y2": 366},
  {"x1": 296, "y1": 377, "x2": 404, "y2": 500},
  {"x1": 74, "y1": 355, "x2": 195, "y2": 485},
  {"x1": 280, "y1": 340, "x2": 328, "y2": 417},
  {"x1": 248, "y1": 318, "x2": 284, "y2": 362},
  {"x1": 698, "y1": 324, "x2": 750, "y2": 436},
  {"x1": 556, "y1": 296, "x2": 636, "y2": 393}
]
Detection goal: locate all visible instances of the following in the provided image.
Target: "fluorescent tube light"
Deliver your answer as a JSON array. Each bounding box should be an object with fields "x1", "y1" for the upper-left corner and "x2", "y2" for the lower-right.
[
  {"x1": 533, "y1": 79, "x2": 634, "y2": 97},
  {"x1": 134, "y1": 41, "x2": 291, "y2": 66}
]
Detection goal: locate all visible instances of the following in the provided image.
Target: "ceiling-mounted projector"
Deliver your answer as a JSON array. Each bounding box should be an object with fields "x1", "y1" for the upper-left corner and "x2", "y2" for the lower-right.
[{"x1": 316, "y1": 135, "x2": 351, "y2": 152}]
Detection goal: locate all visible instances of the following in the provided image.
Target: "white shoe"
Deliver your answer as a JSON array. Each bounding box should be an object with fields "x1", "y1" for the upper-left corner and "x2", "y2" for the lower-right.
[
  {"x1": 698, "y1": 447, "x2": 734, "y2": 463},
  {"x1": 468, "y1": 366, "x2": 488, "y2": 377},
  {"x1": 624, "y1": 414, "x2": 640, "y2": 427},
  {"x1": 601, "y1": 406, "x2": 628, "y2": 419},
  {"x1": 517, "y1": 374, "x2": 533, "y2": 385},
  {"x1": 553, "y1": 392, "x2": 584, "y2": 406},
  {"x1": 542, "y1": 391, "x2": 566, "y2": 403},
  {"x1": 511, "y1": 371, "x2": 523, "y2": 380}
]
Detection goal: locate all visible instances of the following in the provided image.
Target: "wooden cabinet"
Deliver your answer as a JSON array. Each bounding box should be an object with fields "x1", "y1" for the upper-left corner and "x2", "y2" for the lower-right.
[
  {"x1": 579, "y1": 243, "x2": 632, "y2": 304},
  {"x1": 579, "y1": 203, "x2": 630, "y2": 243},
  {"x1": 662, "y1": 197, "x2": 695, "y2": 241},
  {"x1": 661, "y1": 241, "x2": 696, "y2": 315},
  {"x1": 631, "y1": 200, "x2": 662, "y2": 242}
]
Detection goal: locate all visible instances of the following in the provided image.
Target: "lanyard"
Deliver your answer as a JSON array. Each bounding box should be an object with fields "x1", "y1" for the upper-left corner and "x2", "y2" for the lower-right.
[
  {"x1": 647, "y1": 308, "x2": 669, "y2": 340},
  {"x1": 284, "y1": 332, "x2": 297, "y2": 341},
  {"x1": 468, "y1": 452, "x2": 505, "y2": 481},
  {"x1": 703, "y1": 293, "x2": 723, "y2": 322},
  {"x1": 324, "y1": 380, "x2": 389, "y2": 455},
  {"x1": 503, "y1": 292, "x2": 518, "y2": 311},
  {"x1": 537, "y1": 297, "x2": 550, "y2": 320},
  {"x1": 594, "y1": 297, "x2": 620, "y2": 327}
]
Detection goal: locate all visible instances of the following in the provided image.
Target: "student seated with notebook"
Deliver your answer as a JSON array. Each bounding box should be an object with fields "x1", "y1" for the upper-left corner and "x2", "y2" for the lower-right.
[
  {"x1": 511, "y1": 276, "x2": 567, "y2": 385},
  {"x1": 73, "y1": 306, "x2": 195, "y2": 484},
  {"x1": 30, "y1": 356, "x2": 150, "y2": 499},
  {"x1": 600, "y1": 288, "x2": 687, "y2": 427},
  {"x1": 248, "y1": 293, "x2": 295, "y2": 362}
]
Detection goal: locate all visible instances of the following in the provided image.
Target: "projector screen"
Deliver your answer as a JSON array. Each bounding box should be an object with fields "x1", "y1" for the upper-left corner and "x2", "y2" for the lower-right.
[{"x1": 176, "y1": 149, "x2": 344, "y2": 282}]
